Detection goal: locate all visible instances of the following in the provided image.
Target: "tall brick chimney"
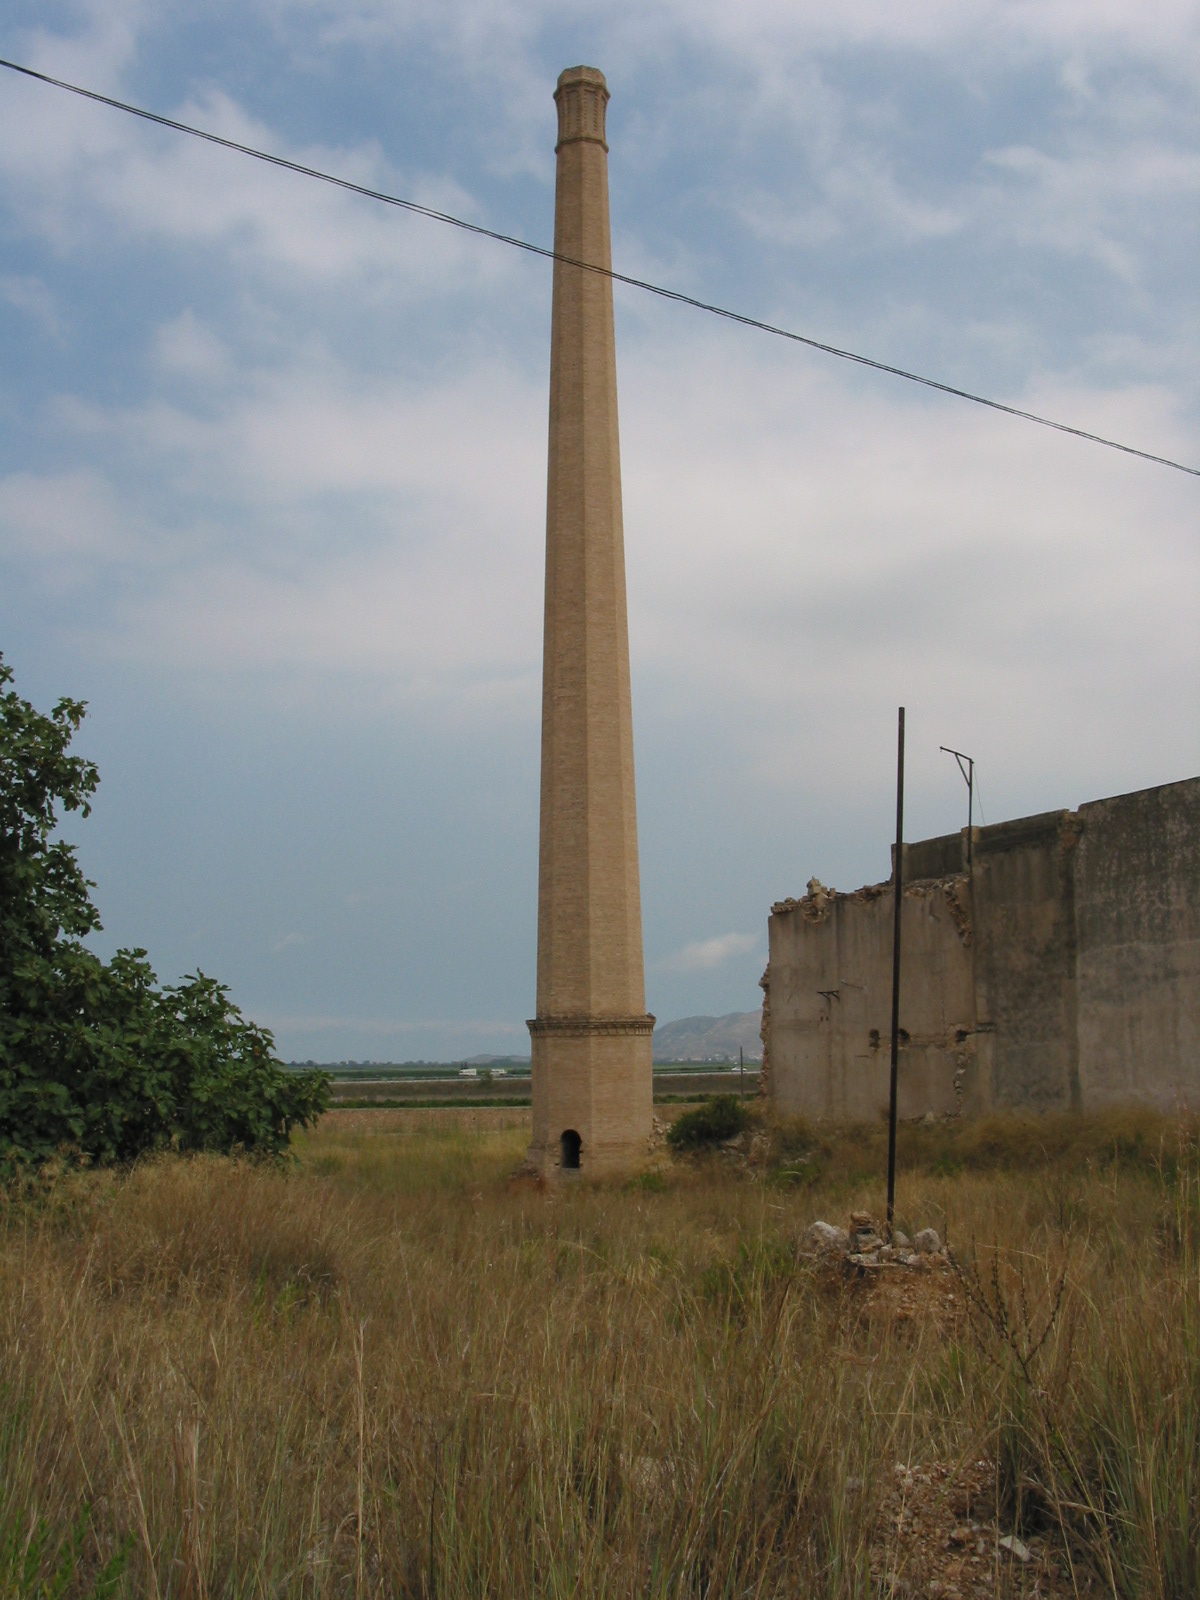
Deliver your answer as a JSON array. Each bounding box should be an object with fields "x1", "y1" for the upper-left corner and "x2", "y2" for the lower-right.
[{"x1": 527, "y1": 66, "x2": 653, "y2": 1176}]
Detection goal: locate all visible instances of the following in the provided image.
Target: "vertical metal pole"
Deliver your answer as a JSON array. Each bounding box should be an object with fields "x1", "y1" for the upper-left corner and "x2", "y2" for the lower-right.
[
  {"x1": 739, "y1": 1044, "x2": 744, "y2": 1098},
  {"x1": 886, "y1": 706, "x2": 905, "y2": 1234}
]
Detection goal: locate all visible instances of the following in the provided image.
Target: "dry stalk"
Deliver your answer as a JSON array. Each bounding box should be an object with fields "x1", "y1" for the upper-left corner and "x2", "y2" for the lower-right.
[
  {"x1": 353, "y1": 1316, "x2": 366, "y2": 1600},
  {"x1": 110, "y1": 1398, "x2": 162, "y2": 1600}
]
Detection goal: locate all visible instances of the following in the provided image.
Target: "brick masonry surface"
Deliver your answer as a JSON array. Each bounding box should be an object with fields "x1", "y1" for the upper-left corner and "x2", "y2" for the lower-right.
[{"x1": 528, "y1": 67, "x2": 654, "y2": 1176}]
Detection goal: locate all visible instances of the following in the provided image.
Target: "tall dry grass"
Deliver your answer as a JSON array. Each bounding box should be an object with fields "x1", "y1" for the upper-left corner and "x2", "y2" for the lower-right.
[{"x1": 0, "y1": 1107, "x2": 1196, "y2": 1597}]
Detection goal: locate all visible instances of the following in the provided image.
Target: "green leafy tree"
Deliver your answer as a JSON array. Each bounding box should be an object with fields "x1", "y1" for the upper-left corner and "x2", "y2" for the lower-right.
[{"x1": 0, "y1": 653, "x2": 328, "y2": 1172}]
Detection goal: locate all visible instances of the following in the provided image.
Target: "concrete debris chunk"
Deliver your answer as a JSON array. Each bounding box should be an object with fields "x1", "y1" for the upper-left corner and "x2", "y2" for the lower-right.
[
  {"x1": 805, "y1": 1220, "x2": 850, "y2": 1252},
  {"x1": 997, "y1": 1533, "x2": 1031, "y2": 1562}
]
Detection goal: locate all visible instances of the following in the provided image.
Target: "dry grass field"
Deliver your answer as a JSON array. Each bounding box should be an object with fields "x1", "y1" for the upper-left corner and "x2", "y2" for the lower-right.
[{"x1": 1, "y1": 1105, "x2": 1197, "y2": 1598}]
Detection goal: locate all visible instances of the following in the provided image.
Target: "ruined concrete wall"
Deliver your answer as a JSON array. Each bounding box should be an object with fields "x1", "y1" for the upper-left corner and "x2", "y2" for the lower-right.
[
  {"x1": 767, "y1": 875, "x2": 975, "y2": 1123},
  {"x1": 757, "y1": 965, "x2": 771, "y2": 1099},
  {"x1": 1074, "y1": 781, "x2": 1200, "y2": 1109},
  {"x1": 765, "y1": 777, "x2": 1199, "y2": 1121},
  {"x1": 971, "y1": 810, "x2": 1079, "y2": 1113}
]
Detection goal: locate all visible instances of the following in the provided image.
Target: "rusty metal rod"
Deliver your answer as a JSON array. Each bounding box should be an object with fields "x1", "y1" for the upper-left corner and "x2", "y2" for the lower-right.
[{"x1": 887, "y1": 706, "x2": 905, "y2": 1234}]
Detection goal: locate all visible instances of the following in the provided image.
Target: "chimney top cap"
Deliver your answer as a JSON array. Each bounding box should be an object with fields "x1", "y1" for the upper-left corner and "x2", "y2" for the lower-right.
[{"x1": 556, "y1": 64, "x2": 608, "y2": 93}]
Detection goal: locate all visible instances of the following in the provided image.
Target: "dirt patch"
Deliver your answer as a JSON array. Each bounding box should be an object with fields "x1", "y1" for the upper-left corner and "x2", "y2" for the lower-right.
[
  {"x1": 870, "y1": 1455, "x2": 1087, "y2": 1597},
  {"x1": 848, "y1": 1254, "x2": 966, "y2": 1341},
  {"x1": 811, "y1": 1248, "x2": 1086, "y2": 1597}
]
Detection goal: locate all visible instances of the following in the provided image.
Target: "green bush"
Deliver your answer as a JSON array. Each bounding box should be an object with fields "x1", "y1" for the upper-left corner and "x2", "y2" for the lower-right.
[
  {"x1": 0, "y1": 652, "x2": 328, "y2": 1173},
  {"x1": 666, "y1": 1094, "x2": 751, "y2": 1152}
]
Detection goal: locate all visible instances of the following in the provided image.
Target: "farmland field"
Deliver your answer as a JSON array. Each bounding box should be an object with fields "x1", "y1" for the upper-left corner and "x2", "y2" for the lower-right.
[{"x1": 1, "y1": 1105, "x2": 1196, "y2": 1597}]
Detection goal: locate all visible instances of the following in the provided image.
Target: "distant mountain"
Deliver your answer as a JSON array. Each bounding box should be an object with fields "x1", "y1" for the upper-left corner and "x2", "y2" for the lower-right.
[
  {"x1": 653, "y1": 1012, "x2": 762, "y2": 1063},
  {"x1": 292, "y1": 1022, "x2": 764, "y2": 1072}
]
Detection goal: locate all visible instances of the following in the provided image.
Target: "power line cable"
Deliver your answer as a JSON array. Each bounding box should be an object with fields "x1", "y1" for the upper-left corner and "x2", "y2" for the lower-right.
[{"x1": 2, "y1": 54, "x2": 1197, "y2": 479}]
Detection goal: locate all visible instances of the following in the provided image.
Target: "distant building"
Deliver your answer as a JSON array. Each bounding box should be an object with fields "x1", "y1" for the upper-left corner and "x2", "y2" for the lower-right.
[{"x1": 761, "y1": 777, "x2": 1199, "y2": 1120}]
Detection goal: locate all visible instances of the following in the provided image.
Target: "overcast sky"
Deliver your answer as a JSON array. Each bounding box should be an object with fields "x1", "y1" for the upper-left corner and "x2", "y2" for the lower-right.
[{"x1": 2, "y1": 0, "x2": 1197, "y2": 1060}]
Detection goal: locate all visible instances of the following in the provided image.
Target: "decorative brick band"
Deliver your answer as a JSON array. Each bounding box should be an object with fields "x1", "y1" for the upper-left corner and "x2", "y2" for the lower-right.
[
  {"x1": 527, "y1": 1013, "x2": 655, "y2": 1038},
  {"x1": 555, "y1": 65, "x2": 609, "y2": 152}
]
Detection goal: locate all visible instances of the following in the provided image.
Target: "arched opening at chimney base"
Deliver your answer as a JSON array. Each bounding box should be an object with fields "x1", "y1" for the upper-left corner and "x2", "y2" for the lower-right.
[{"x1": 560, "y1": 1129, "x2": 582, "y2": 1170}]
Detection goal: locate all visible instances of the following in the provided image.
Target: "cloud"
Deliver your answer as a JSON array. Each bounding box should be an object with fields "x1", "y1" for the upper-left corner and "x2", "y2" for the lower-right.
[
  {"x1": 20, "y1": 0, "x2": 148, "y2": 93},
  {"x1": 613, "y1": 324, "x2": 1198, "y2": 812},
  {"x1": 9, "y1": 312, "x2": 1194, "y2": 769},
  {"x1": 36, "y1": 352, "x2": 547, "y2": 704},
  {"x1": 6, "y1": 0, "x2": 1193, "y2": 288},
  {"x1": 274, "y1": 0, "x2": 1200, "y2": 71},
  {"x1": 0, "y1": 470, "x2": 138, "y2": 567},
  {"x1": 50, "y1": 346, "x2": 545, "y2": 511},
  {"x1": 978, "y1": 139, "x2": 1200, "y2": 283},
  {"x1": 661, "y1": 932, "x2": 760, "y2": 974},
  {"x1": 153, "y1": 312, "x2": 234, "y2": 383},
  {"x1": 0, "y1": 274, "x2": 62, "y2": 336},
  {"x1": 0, "y1": 73, "x2": 520, "y2": 299}
]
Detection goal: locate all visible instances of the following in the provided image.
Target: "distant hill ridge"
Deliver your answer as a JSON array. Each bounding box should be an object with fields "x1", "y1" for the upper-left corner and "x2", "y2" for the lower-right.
[
  {"x1": 653, "y1": 1012, "x2": 762, "y2": 1063},
  {"x1": 290, "y1": 1012, "x2": 763, "y2": 1071}
]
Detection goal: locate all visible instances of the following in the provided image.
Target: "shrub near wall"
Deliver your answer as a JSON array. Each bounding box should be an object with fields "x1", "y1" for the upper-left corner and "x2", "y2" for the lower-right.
[{"x1": 666, "y1": 1095, "x2": 751, "y2": 1151}]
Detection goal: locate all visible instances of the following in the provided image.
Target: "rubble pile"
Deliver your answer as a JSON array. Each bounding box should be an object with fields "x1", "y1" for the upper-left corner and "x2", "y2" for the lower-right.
[
  {"x1": 646, "y1": 1115, "x2": 670, "y2": 1155},
  {"x1": 801, "y1": 1210, "x2": 948, "y2": 1269}
]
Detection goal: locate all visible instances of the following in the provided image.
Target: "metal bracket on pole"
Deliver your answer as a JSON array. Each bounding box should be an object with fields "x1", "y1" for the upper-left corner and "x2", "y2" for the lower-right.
[{"x1": 940, "y1": 744, "x2": 975, "y2": 867}]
